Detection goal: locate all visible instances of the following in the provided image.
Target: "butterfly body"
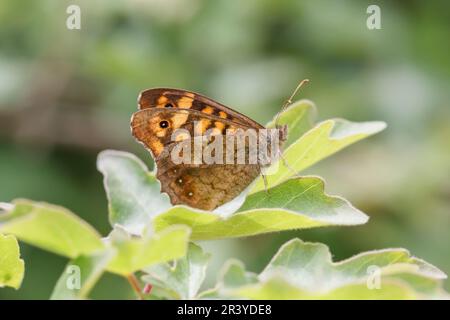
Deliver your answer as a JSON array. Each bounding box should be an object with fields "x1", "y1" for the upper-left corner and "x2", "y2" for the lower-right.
[{"x1": 131, "y1": 88, "x2": 287, "y2": 211}]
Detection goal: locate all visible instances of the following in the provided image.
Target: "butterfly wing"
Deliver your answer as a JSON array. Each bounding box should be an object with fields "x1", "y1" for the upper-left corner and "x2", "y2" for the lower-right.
[
  {"x1": 131, "y1": 108, "x2": 261, "y2": 210},
  {"x1": 155, "y1": 160, "x2": 259, "y2": 211},
  {"x1": 138, "y1": 88, "x2": 264, "y2": 129},
  {"x1": 131, "y1": 107, "x2": 257, "y2": 158}
]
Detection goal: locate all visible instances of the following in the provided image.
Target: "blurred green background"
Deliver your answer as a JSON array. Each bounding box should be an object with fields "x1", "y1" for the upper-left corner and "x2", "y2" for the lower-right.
[{"x1": 0, "y1": 0, "x2": 449, "y2": 299}]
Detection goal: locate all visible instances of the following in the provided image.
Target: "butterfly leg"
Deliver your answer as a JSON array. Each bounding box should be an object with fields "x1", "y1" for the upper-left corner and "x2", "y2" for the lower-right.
[
  {"x1": 277, "y1": 149, "x2": 298, "y2": 177},
  {"x1": 258, "y1": 165, "x2": 269, "y2": 193}
]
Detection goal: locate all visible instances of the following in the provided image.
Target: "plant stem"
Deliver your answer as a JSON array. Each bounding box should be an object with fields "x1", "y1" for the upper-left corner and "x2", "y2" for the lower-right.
[{"x1": 127, "y1": 274, "x2": 144, "y2": 300}]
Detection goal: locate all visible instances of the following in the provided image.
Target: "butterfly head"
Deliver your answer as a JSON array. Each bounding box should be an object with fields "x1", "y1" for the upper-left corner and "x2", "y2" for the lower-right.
[{"x1": 277, "y1": 124, "x2": 288, "y2": 143}]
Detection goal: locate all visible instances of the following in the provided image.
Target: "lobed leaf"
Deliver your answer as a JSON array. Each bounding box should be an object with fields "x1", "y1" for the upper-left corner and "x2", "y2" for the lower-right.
[
  {"x1": 0, "y1": 233, "x2": 25, "y2": 289},
  {"x1": 251, "y1": 118, "x2": 387, "y2": 193},
  {"x1": 0, "y1": 200, "x2": 104, "y2": 258},
  {"x1": 198, "y1": 259, "x2": 258, "y2": 299},
  {"x1": 228, "y1": 238, "x2": 448, "y2": 299},
  {"x1": 105, "y1": 225, "x2": 191, "y2": 275},
  {"x1": 97, "y1": 150, "x2": 171, "y2": 236},
  {"x1": 142, "y1": 242, "x2": 210, "y2": 299},
  {"x1": 233, "y1": 277, "x2": 419, "y2": 300},
  {"x1": 153, "y1": 176, "x2": 368, "y2": 240},
  {"x1": 50, "y1": 250, "x2": 114, "y2": 300}
]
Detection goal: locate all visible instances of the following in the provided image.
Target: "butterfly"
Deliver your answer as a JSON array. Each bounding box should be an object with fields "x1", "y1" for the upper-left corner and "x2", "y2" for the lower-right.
[{"x1": 131, "y1": 81, "x2": 308, "y2": 211}]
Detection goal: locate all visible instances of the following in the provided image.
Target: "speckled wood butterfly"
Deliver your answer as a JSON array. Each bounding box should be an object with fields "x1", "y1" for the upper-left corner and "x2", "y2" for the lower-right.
[{"x1": 131, "y1": 81, "x2": 308, "y2": 211}]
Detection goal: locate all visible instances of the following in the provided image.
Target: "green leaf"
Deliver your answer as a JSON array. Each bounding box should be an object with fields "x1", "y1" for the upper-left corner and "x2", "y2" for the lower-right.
[
  {"x1": 198, "y1": 259, "x2": 258, "y2": 299},
  {"x1": 0, "y1": 200, "x2": 104, "y2": 258},
  {"x1": 97, "y1": 150, "x2": 171, "y2": 235},
  {"x1": 106, "y1": 225, "x2": 191, "y2": 275},
  {"x1": 0, "y1": 233, "x2": 25, "y2": 289},
  {"x1": 234, "y1": 277, "x2": 419, "y2": 300},
  {"x1": 142, "y1": 243, "x2": 210, "y2": 299},
  {"x1": 153, "y1": 177, "x2": 368, "y2": 240},
  {"x1": 218, "y1": 260, "x2": 258, "y2": 289},
  {"x1": 251, "y1": 119, "x2": 387, "y2": 193},
  {"x1": 50, "y1": 250, "x2": 114, "y2": 300},
  {"x1": 230, "y1": 238, "x2": 448, "y2": 299}
]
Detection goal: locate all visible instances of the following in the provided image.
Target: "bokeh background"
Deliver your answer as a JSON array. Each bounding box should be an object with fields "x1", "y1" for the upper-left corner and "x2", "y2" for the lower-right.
[{"x1": 0, "y1": 0, "x2": 449, "y2": 299}]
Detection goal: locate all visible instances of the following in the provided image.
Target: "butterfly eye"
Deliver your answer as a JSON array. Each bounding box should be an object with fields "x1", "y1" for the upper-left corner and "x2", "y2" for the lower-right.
[
  {"x1": 159, "y1": 120, "x2": 169, "y2": 128},
  {"x1": 164, "y1": 103, "x2": 173, "y2": 108}
]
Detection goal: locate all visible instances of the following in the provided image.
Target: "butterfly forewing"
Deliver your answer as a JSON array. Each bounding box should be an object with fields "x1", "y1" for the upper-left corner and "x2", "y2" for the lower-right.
[
  {"x1": 131, "y1": 108, "x2": 253, "y2": 158},
  {"x1": 138, "y1": 88, "x2": 264, "y2": 129}
]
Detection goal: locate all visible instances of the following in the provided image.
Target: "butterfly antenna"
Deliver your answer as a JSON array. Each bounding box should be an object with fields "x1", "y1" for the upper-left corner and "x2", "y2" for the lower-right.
[{"x1": 275, "y1": 79, "x2": 310, "y2": 127}]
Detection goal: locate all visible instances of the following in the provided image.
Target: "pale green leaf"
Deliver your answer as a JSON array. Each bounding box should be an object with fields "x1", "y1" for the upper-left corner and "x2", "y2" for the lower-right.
[
  {"x1": 153, "y1": 177, "x2": 368, "y2": 240},
  {"x1": 230, "y1": 238, "x2": 448, "y2": 299},
  {"x1": 251, "y1": 119, "x2": 387, "y2": 193},
  {"x1": 199, "y1": 259, "x2": 258, "y2": 299},
  {"x1": 0, "y1": 200, "x2": 104, "y2": 258},
  {"x1": 218, "y1": 260, "x2": 258, "y2": 289},
  {"x1": 106, "y1": 225, "x2": 191, "y2": 275},
  {"x1": 50, "y1": 249, "x2": 114, "y2": 300},
  {"x1": 0, "y1": 233, "x2": 24, "y2": 289},
  {"x1": 234, "y1": 277, "x2": 418, "y2": 300},
  {"x1": 97, "y1": 150, "x2": 171, "y2": 235},
  {"x1": 142, "y1": 242, "x2": 210, "y2": 299}
]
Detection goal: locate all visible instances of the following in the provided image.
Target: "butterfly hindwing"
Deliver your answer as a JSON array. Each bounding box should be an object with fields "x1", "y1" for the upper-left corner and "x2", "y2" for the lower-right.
[{"x1": 156, "y1": 156, "x2": 259, "y2": 211}]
